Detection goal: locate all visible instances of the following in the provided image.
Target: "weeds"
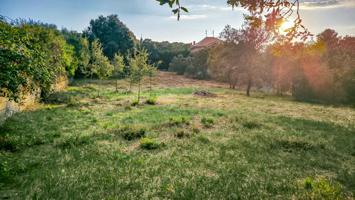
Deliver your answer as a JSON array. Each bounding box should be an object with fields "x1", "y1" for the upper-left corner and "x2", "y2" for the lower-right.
[
  {"x1": 145, "y1": 97, "x2": 157, "y2": 105},
  {"x1": 201, "y1": 117, "x2": 214, "y2": 128},
  {"x1": 116, "y1": 126, "x2": 146, "y2": 141},
  {"x1": 168, "y1": 117, "x2": 190, "y2": 127},
  {"x1": 299, "y1": 177, "x2": 347, "y2": 199},
  {"x1": 140, "y1": 138, "x2": 160, "y2": 150}
]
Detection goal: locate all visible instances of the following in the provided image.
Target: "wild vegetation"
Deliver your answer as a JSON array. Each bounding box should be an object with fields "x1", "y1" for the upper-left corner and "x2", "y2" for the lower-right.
[
  {"x1": 1, "y1": 72, "x2": 354, "y2": 199},
  {"x1": 1, "y1": 1, "x2": 355, "y2": 198}
]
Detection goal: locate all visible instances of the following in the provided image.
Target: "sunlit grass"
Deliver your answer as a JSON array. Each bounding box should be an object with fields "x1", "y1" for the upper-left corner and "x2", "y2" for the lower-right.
[{"x1": 0, "y1": 73, "x2": 354, "y2": 199}]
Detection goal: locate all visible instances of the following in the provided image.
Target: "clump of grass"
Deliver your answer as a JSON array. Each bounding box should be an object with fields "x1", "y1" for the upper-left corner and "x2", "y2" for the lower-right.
[
  {"x1": 168, "y1": 117, "x2": 190, "y2": 127},
  {"x1": 55, "y1": 135, "x2": 91, "y2": 149},
  {"x1": 131, "y1": 100, "x2": 139, "y2": 107},
  {"x1": 274, "y1": 138, "x2": 320, "y2": 152},
  {"x1": 116, "y1": 126, "x2": 146, "y2": 141},
  {"x1": 140, "y1": 138, "x2": 160, "y2": 150},
  {"x1": 242, "y1": 121, "x2": 261, "y2": 129},
  {"x1": 192, "y1": 126, "x2": 201, "y2": 134},
  {"x1": 67, "y1": 96, "x2": 80, "y2": 107},
  {"x1": 124, "y1": 105, "x2": 132, "y2": 111},
  {"x1": 0, "y1": 136, "x2": 18, "y2": 152},
  {"x1": 145, "y1": 97, "x2": 157, "y2": 105},
  {"x1": 299, "y1": 177, "x2": 346, "y2": 199},
  {"x1": 201, "y1": 117, "x2": 214, "y2": 128},
  {"x1": 196, "y1": 135, "x2": 210, "y2": 144},
  {"x1": 175, "y1": 130, "x2": 191, "y2": 139}
]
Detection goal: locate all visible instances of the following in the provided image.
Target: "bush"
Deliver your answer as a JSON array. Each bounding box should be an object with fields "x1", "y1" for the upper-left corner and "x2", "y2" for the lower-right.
[
  {"x1": 117, "y1": 126, "x2": 146, "y2": 141},
  {"x1": 140, "y1": 138, "x2": 160, "y2": 150},
  {"x1": 201, "y1": 117, "x2": 214, "y2": 128}
]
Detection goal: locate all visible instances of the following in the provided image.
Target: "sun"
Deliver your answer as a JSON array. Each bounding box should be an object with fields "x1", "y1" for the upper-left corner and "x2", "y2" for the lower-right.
[{"x1": 279, "y1": 20, "x2": 295, "y2": 34}]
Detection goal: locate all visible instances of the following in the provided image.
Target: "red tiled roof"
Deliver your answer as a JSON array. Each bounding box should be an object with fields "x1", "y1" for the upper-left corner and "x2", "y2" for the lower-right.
[{"x1": 193, "y1": 37, "x2": 221, "y2": 48}]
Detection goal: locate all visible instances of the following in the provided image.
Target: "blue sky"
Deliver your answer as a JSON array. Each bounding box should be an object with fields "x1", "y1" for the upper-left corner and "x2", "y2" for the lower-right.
[{"x1": 1, "y1": 0, "x2": 355, "y2": 43}]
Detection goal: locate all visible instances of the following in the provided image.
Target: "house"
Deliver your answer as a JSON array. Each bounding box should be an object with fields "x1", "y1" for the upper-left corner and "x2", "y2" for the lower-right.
[{"x1": 190, "y1": 37, "x2": 222, "y2": 53}]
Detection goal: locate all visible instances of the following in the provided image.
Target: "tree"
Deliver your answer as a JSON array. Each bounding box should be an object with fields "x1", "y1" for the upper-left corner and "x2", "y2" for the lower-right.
[
  {"x1": 61, "y1": 29, "x2": 90, "y2": 78},
  {"x1": 142, "y1": 39, "x2": 190, "y2": 70},
  {"x1": 112, "y1": 53, "x2": 125, "y2": 92},
  {"x1": 128, "y1": 48, "x2": 155, "y2": 104},
  {"x1": 211, "y1": 24, "x2": 269, "y2": 96},
  {"x1": 168, "y1": 54, "x2": 193, "y2": 75},
  {"x1": 185, "y1": 49, "x2": 210, "y2": 80},
  {"x1": 88, "y1": 39, "x2": 113, "y2": 96},
  {"x1": 84, "y1": 15, "x2": 136, "y2": 60},
  {"x1": 77, "y1": 38, "x2": 91, "y2": 78}
]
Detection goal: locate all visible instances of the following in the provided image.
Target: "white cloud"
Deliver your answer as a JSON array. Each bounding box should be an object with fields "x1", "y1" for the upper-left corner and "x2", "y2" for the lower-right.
[
  {"x1": 168, "y1": 14, "x2": 207, "y2": 20},
  {"x1": 300, "y1": 0, "x2": 355, "y2": 9},
  {"x1": 187, "y1": 4, "x2": 243, "y2": 12}
]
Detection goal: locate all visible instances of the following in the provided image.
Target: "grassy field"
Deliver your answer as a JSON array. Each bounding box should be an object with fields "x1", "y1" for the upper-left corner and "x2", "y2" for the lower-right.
[{"x1": 1, "y1": 72, "x2": 354, "y2": 199}]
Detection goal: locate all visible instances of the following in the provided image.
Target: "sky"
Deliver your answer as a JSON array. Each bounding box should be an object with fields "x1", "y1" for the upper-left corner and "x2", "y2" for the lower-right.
[{"x1": 1, "y1": 0, "x2": 355, "y2": 43}]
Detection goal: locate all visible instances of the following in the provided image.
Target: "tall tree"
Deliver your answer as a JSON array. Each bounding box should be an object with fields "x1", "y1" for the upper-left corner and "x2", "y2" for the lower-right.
[{"x1": 84, "y1": 15, "x2": 136, "y2": 60}]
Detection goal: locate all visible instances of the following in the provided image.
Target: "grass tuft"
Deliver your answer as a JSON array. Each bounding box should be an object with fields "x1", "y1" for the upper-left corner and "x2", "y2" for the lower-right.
[
  {"x1": 140, "y1": 138, "x2": 160, "y2": 150},
  {"x1": 168, "y1": 117, "x2": 190, "y2": 127},
  {"x1": 201, "y1": 117, "x2": 214, "y2": 128},
  {"x1": 115, "y1": 126, "x2": 146, "y2": 141},
  {"x1": 299, "y1": 177, "x2": 346, "y2": 199},
  {"x1": 145, "y1": 97, "x2": 157, "y2": 105}
]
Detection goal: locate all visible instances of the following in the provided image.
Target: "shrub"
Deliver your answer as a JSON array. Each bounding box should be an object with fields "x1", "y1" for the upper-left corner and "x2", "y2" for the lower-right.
[
  {"x1": 117, "y1": 126, "x2": 146, "y2": 141},
  {"x1": 140, "y1": 138, "x2": 160, "y2": 150},
  {"x1": 201, "y1": 117, "x2": 214, "y2": 128}
]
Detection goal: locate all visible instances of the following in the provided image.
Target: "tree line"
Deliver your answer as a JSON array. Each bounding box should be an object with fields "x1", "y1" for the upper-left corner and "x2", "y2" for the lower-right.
[
  {"x1": 169, "y1": 25, "x2": 355, "y2": 105},
  {"x1": 0, "y1": 15, "x2": 189, "y2": 102}
]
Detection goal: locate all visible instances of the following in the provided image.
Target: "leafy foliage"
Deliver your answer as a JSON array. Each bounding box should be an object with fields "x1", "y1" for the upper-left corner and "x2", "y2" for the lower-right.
[
  {"x1": 87, "y1": 39, "x2": 114, "y2": 79},
  {"x1": 84, "y1": 15, "x2": 136, "y2": 60},
  {"x1": 142, "y1": 39, "x2": 190, "y2": 70},
  {"x1": 128, "y1": 48, "x2": 157, "y2": 103},
  {"x1": 0, "y1": 20, "x2": 75, "y2": 100}
]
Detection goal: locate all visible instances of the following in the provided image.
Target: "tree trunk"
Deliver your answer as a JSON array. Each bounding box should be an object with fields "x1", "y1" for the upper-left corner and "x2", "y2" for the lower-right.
[
  {"x1": 116, "y1": 80, "x2": 118, "y2": 93},
  {"x1": 246, "y1": 78, "x2": 252, "y2": 97},
  {"x1": 149, "y1": 76, "x2": 152, "y2": 97},
  {"x1": 137, "y1": 81, "x2": 141, "y2": 104}
]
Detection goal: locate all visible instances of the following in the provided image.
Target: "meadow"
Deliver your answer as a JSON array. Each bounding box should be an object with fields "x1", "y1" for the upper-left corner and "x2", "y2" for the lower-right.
[{"x1": 1, "y1": 72, "x2": 354, "y2": 199}]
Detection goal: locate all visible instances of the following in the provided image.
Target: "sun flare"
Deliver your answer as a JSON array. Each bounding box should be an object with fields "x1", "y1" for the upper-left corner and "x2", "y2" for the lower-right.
[{"x1": 279, "y1": 20, "x2": 295, "y2": 33}]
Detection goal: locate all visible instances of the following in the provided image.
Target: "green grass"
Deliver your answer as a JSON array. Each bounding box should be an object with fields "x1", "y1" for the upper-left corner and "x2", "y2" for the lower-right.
[{"x1": 0, "y1": 75, "x2": 354, "y2": 199}]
